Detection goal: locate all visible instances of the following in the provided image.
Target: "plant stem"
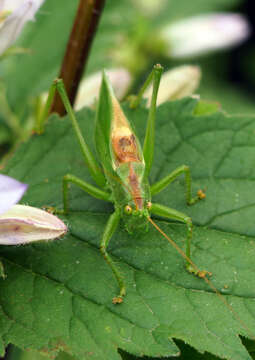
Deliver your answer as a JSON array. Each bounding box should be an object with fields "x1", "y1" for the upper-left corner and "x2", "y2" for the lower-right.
[{"x1": 50, "y1": 0, "x2": 105, "y2": 116}]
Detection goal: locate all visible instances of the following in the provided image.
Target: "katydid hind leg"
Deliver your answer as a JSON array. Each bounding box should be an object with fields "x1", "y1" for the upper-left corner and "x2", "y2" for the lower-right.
[
  {"x1": 99, "y1": 210, "x2": 125, "y2": 304},
  {"x1": 38, "y1": 79, "x2": 106, "y2": 188},
  {"x1": 150, "y1": 202, "x2": 209, "y2": 277},
  {"x1": 35, "y1": 82, "x2": 56, "y2": 134},
  {"x1": 142, "y1": 64, "x2": 163, "y2": 177},
  {"x1": 151, "y1": 165, "x2": 206, "y2": 203},
  {"x1": 129, "y1": 67, "x2": 155, "y2": 109},
  {"x1": 129, "y1": 64, "x2": 163, "y2": 110},
  {"x1": 128, "y1": 64, "x2": 163, "y2": 176},
  {"x1": 56, "y1": 79, "x2": 106, "y2": 188}
]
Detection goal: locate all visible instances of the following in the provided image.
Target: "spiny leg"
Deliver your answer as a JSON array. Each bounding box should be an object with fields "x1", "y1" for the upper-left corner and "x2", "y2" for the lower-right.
[
  {"x1": 99, "y1": 210, "x2": 125, "y2": 304},
  {"x1": 151, "y1": 165, "x2": 205, "y2": 204},
  {"x1": 62, "y1": 174, "x2": 112, "y2": 214},
  {"x1": 143, "y1": 65, "x2": 163, "y2": 177},
  {"x1": 35, "y1": 80, "x2": 56, "y2": 134},
  {"x1": 35, "y1": 79, "x2": 106, "y2": 188},
  {"x1": 150, "y1": 202, "x2": 209, "y2": 277},
  {"x1": 129, "y1": 64, "x2": 163, "y2": 110},
  {"x1": 129, "y1": 64, "x2": 163, "y2": 177}
]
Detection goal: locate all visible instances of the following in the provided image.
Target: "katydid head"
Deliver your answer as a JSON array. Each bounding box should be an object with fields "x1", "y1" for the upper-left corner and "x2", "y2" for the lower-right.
[{"x1": 122, "y1": 202, "x2": 151, "y2": 234}]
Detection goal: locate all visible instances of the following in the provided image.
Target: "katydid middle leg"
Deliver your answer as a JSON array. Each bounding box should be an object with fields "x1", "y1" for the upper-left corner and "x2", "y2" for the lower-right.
[
  {"x1": 62, "y1": 174, "x2": 112, "y2": 214},
  {"x1": 151, "y1": 165, "x2": 205, "y2": 204}
]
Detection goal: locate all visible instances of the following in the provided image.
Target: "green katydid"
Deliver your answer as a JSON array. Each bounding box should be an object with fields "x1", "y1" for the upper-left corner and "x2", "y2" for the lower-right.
[{"x1": 39, "y1": 64, "x2": 208, "y2": 304}]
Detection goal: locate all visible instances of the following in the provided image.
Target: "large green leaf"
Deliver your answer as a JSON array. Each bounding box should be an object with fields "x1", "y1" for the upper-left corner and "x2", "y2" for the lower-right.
[{"x1": 1, "y1": 98, "x2": 255, "y2": 359}]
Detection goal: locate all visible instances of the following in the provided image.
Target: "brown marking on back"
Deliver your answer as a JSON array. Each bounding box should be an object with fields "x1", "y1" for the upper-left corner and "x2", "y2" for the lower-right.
[
  {"x1": 112, "y1": 134, "x2": 140, "y2": 164},
  {"x1": 110, "y1": 97, "x2": 144, "y2": 209},
  {"x1": 111, "y1": 97, "x2": 142, "y2": 166}
]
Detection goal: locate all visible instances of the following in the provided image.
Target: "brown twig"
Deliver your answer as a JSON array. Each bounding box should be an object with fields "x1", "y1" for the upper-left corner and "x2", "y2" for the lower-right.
[{"x1": 50, "y1": 0, "x2": 105, "y2": 116}]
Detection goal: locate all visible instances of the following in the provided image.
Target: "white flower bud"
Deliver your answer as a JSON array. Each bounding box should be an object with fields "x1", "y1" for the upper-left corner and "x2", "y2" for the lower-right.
[
  {"x1": 144, "y1": 65, "x2": 201, "y2": 106},
  {"x1": 0, "y1": 0, "x2": 45, "y2": 55},
  {"x1": 75, "y1": 68, "x2": 132, "y2": 110},
  {"x1": 0, "y1": 204, "x2": 67, "y2": 244},
  {"x1": 161, "y1": 13, "x2": 250, "y2": 58}
]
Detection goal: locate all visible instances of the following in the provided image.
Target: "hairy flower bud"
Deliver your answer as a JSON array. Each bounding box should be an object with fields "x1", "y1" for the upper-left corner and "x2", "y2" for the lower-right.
[{"x1": 0, "y1": 204, "x2": 67, "y2": 244}]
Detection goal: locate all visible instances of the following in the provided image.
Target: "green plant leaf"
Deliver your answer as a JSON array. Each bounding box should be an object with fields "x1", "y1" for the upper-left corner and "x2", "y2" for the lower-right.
[{"x1": 1, "y1": 98, "x2": 255, "y2": 360}]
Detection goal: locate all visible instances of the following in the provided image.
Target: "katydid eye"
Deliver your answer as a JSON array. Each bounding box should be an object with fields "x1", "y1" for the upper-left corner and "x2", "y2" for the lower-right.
[
  {"x1": 124, "y1": 205, "x2": 132, "y2": 214},
  {"x1": 147, "y1": 201, "x2": 152, "y2": 209}
]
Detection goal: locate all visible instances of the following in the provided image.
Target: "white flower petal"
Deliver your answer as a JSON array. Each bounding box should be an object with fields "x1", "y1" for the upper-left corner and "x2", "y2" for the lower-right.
[
  {"x1": 144, "y1": 65, "x2": 201, "y2": 106},
  {"x1": 162, "y1": 13, "x2": 250, "y2": 58},
  {"x1": 0, "y1": 204, "x2": 67, "y2": 244},
  {"x1": 0, "y1": 0, "x2": 45, "y2": 55},
  {"x1": 1, "y1": 0, "x2": 25, "y2": 12},
  {"x1": 75, "y1": 68, "x2": 132, "y2": 110},
  {"x1": 0, "y1": 174, "x2": 28, "y2": 215}
]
